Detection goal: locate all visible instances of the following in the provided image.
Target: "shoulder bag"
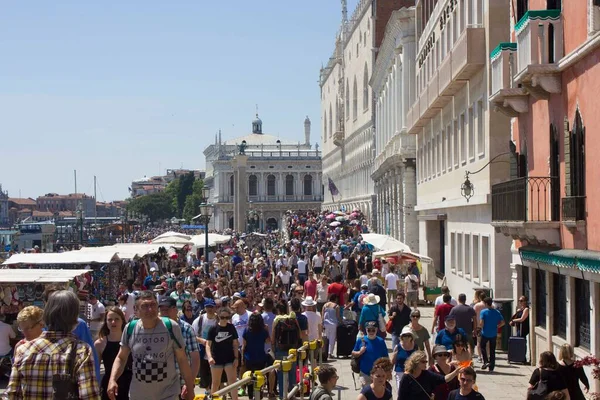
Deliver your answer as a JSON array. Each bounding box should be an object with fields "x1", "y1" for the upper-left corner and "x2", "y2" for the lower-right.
[
  {"x1": 527, "y1": 368, "x2": 549, "y2": 400},
  {"x1": 350, "y1": 337, "x2": 365, "y2": 374},
  {"x1": 409, "y1": 373, "x2": 435, "y2": 400},
  {"x1": 52, "y1": 340, "x2": 80, "y2": 400}
]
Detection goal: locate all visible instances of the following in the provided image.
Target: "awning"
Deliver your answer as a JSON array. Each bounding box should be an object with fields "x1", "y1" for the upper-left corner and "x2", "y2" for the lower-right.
[
  {"x1": 79, "y1": 243, "x2": 168, "y2": 259},
  {"x1": 2, "y1": 251, "x2": 120, "y2": 266},
  {"x1": 0, "y1": 269, "x2": 92, "y2": 283},
  {"x1": 361, "y1": 233, "x2": 411, "y2": 253},
  {"x1": 519, "y1": 245, "x2": 600, "y2": 273},
  {"x1": 190, "y1": 234, "x2": 232, "y2": 248},
  {"x1": 373, "y1": 248, "x2": 433, "y2": 264}
]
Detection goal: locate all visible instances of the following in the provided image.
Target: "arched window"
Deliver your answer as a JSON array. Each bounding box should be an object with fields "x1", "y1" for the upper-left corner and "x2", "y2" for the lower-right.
[
  {"x1": 363, "y1": 63, "x2": 369, "y2": 110},
  {"x1": 267, "y1": 174, "x2": 276, "y2": 196},
  {"x1": 285, "y1": 174, "x2": 294, "y2": 196},
  {"x1": 329, "y1": 104, "x2": 333, "y2": 137},
  {"x1": 353, "y1": 77, "x2": 358, "y2": 119},
  {"x1": 303, "y1": 175, "x2": 313, "y2": 196},
  {"x1": 323, "y1": 111, "x2": 327, "y2": 142},
  {"x1": 248, "y1": 175, "x2": 258, "y2": 196},
  {"x1": 229, "y1": 175, "x2": 234, "y2": 196},
  {"x1": 345, "y1": 79, "x2": 350, "y2": 120}
]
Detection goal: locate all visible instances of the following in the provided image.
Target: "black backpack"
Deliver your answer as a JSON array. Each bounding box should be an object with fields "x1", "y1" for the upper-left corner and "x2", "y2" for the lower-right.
[{"x1": 275, "y1": 317, "x2": 300, "y2": 351}]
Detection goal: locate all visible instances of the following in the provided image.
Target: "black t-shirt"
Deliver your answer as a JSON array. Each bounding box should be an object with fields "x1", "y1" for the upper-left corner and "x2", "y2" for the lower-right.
[
  {"x1": 449, "y1": 389, "x2": 486, "y2": 400},
  {"x1": 207, "y1": 323, "x2": 238, "y2": 365},
  {"x1": 360, "y1": 384, "x2": 392, "y2": 400},
  {"x1": 529, "y1": 368, "x2": 568, "y2": 394},
  {"x1": 398, "y1": 370, "x2": 446, "y2": 400},
  {"x1": 371, "y1": 285, "x2": 387, "y2": 309},
  {"x1": 388, "y1": 304, "x2": 412, "y2": 335}
]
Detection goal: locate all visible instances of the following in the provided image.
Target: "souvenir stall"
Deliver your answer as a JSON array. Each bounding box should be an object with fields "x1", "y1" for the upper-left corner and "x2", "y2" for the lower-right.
[
  {"x1": 2, "y1": 251, "x2": 122, "y2": 304},
  {"x1": 373, "y1": 247, "x2": 436, "y2": 301},
  {"x1": 0, "y1": 268, "x2": 93, "y2": 326}
]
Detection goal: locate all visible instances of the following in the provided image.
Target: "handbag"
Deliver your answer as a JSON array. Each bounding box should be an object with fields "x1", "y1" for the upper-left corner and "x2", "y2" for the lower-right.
[
  {"x1": 350, "y1": 337, "x2": 365, "y2": 374},
  {"x1": 409, "y1": 374, "x2": 435, "y2": 400},
  {"x1": 527, "y1": 368, "x2": 549, "y2": 400},
  {"x1": 385, "y1": 318, "x2": 394, "y2": 334},
  {"x1": 52, "y1": 340, "x2": 80, "y2": 400}
]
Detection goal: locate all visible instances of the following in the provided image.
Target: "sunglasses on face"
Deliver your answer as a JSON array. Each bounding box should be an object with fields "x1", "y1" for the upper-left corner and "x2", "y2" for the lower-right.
[
  {"x1": 366, "y1": 329, "x2": 377, "y2": 333},
  {"x1": 411, "y1": 315, "x2": 420, "y2": 319},
  {"x1": 219, "y1": 315, "x2": 230, "y2": 320}
]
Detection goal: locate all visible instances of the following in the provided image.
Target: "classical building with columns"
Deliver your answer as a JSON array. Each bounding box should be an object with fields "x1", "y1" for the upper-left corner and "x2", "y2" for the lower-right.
[
  {"x1": 319, "y1": 0, "x2": 411, "y2": 221},
  {"x1": 370, "y1": 7, "x2": 418, "y2": 251},
  {"x1": 406, "y1": 0, "x2": 513, "y2": 298},
  {"x1": 203, "y1": 115, "x2": 323, "y2": 232}
]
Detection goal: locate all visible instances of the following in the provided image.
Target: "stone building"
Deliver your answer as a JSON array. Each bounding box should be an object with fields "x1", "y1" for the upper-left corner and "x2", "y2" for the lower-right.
[
  {"x1": 203, "y1": 115, "x2": 322, "y2": 232},
  {"x1": 407, "y1": 0, "x2": 513, "y2": 298},
  {"x1": 319, "y1": 0, "x2": 409, "y2": 222},
  {"x1": 370, "y1": 7, "x2": 418, "y2": 251},
  {"x1": 0, "y1": 186, "x2": 8, "y2": 227}
]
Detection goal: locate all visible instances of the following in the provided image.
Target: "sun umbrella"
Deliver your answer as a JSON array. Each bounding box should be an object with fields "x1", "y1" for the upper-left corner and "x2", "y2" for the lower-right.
[
  {"x1": 329, "y1": 221, "x2": 341, "y2": 227},
  {"x1": 335, "y1": 216, "x2": 347, "y2": 222},
  {"x1": 350, "y1": 219, "x2": 360, "y2": 225},
  {"x1": 326, "y1": 213, "x2": 336, "y2": 220},
  {"x1": 333, "y1": 211, "x2": 345, "y2": 216},
  {"x1": 152, "y1": 231, "x2": 191, "y2": 241}
]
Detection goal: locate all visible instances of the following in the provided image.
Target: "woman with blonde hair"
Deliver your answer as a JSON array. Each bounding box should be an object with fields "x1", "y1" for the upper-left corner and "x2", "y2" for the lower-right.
[
  {"x1": 15, "y1": 306, "x2": 44, "y2": 351},
  {"x1": 558, "y1": 344, "x2": 589, "y2": 400},
  {"x1": 398, "y1": 350, "x2": 462, "y2": 400},
  {"x1": 95, "y1": 306, "x2": 131, "y2": 400}
]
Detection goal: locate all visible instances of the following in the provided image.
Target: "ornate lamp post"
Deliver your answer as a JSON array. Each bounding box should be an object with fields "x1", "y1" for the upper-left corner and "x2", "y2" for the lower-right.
[{"x1": 199, "y1": 187, "x2": 213, "y2": 274}]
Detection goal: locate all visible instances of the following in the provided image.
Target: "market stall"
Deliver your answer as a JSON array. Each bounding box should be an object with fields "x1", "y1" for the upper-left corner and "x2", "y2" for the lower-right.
[
  {"x1": 2, "y1": 251, "x2": 122, "y2": 304},
  {"x1": 0, "y1": 268, "x2": 93, "y2": 324}
]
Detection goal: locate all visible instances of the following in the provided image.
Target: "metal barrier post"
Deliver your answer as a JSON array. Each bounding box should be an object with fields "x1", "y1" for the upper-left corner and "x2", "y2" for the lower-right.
[
  {"x1": 281, "y1": 360, "x2": 292, "y2": 400},
  {"x1": 317, "y1": 338, "x2": 323, "y2": 365},
  {"x1": 298, "y1": 349, "x2": 304, "y2": 399},
  {"x1": 308, "y1": 340, "x2": 318, "y2": 396}
]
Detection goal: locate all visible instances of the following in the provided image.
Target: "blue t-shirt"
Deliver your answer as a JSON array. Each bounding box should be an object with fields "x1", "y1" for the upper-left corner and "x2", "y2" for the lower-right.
[
  {"x1": 479, "y1": 308, "x2": 504, "y2": 338},
  {"x1": 296, "y1": 313, "x2": 308, "y2": 332},
  {"x1": 242, "y1": 328, "x2": 269, "y2": 362},
  {"x1": 435, "y1": 328, "x2": 467, "y2": 350},
  {"x1": 352, "y1": 336, "x2": 389, "y2": 375},
  {"x1": 394, "y1": 346, "x2": 416, "y2": 372}
]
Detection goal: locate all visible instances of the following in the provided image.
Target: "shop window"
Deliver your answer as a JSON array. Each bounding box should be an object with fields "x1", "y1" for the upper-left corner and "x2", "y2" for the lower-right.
[
  {"x1": 575, "y1": 278, "x2": 591, "y2": 349},
  {"x1": 535, "y1": 269, "x2": 547, "y2": 329},
  {"x1": 552, "y1": 274, "x2": 567, "y2": 339}
]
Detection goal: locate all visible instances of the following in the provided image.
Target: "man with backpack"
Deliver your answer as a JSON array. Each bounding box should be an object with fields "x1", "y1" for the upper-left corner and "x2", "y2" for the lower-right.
[
  {"x1": 192, "y1": 299, "x2": 217, "y2": 389},
  {"x1": 272, "y1": 302, "x2": 301, "y2": 398},
  {"x1": 309, "y1": 366, "x2": 338, "y2": 400},
  {"x1": 107, "y1": 290, "x2": 195, "y2": 400}
]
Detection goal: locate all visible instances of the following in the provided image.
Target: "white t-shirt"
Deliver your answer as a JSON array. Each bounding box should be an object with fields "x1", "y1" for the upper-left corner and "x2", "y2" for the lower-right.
[
  {"x1": 0, "y1": 321, "x2": 15, "y2": 356},
  {"x1": 303, "y1": 311, "x2": 321, "y2": 341},
  {"x1": 89, "y1": 301, "x2": 106, "y2": 332},
  {"x1": 278, "y1": 270, "x2": 292, "y2": 285},
  {"x1": 232, "y1": 310, "x2": 252, "y2": 340},
  {"x1": 312, "y1": 255, "x2": 323, "y2": 268},
  {"x1": 434, "y1": 295, "x2": 458, "y2": 307},
  {"x1": 405, "y1": 274, "x2": 420, "y2": 293},
  {"x1": 385, "y1": 273, "x2": 398, "y2": 291},
  {"x1": 297, "y1": 260, "x2": 307, "y2": 274},
  {"x1": 316, "y1": 283, "x2": 329, "y2": 303}
]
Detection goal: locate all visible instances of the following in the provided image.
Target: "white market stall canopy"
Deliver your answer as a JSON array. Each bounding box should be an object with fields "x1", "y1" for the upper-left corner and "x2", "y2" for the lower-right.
[
  {"x1": 361, "y1": 233, "x2": 411, "y2": 253},
  {"x1": 373, "y1": 248, "x2": 434, "y2": 264},
  {"x1": 190, "y1": 234, "x2": 231, "y2": 248},
  {"x1": 0, "y1": 268, "x2": 93, "y2": 283},
  {"x1": 2, "y1": 252, "x2": 119, "y2": 266},
  {"x1": 79, "y1": 243, "x2": 168, "y2": 259},
  {"x1": 152, "y1": 236, "x2": 193, "y2": 245}
]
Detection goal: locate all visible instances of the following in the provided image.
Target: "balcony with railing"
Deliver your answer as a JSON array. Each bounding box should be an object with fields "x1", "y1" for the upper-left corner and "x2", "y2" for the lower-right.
[
  {"x1": 562, "y1": 196, "x2": 586, "y2": 233},
  {"x1": 489, "y1": 42, "x2": 529, "y2": 116},
  {"x1": 514, "y1": 9, "x2": 563, "y2": 97},
  {"x1": 491, "y1": 176, "x2": 560, "y2": 245}
]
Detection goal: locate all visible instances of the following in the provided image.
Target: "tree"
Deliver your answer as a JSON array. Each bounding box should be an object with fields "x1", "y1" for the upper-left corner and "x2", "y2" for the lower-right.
[
  {"x1": 165, "y1": 172, "x2": 196, "y2": 218},
  {"x1": 127, "y1": 192, "x2": 174, "y2": 222},
  {"x1": 182, "y1": 180, "x2": 204, "y2": 223}
]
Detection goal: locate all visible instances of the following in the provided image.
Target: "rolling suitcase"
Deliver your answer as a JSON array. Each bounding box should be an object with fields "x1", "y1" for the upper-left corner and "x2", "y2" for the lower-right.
[
  {"x1": 508, "y1": 336, "x2": 527, "y2": 364},
  {"x1": 320, "y1": 337, "x2": 329, "y2": 362},
  {"x1": 336, "y1": 320, "x2": 359, "y2": 358}
]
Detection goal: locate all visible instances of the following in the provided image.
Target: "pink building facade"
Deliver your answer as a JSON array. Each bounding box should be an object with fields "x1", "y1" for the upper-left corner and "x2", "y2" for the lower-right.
[{"x1": 490, "y1": 0, "x2": 600, "y2": 385}]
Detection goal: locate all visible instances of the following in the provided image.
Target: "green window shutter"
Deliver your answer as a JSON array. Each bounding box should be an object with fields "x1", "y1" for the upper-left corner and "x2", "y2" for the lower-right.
[{"x1": 563, "y1": 117, "x2": 571, "y2": 197}]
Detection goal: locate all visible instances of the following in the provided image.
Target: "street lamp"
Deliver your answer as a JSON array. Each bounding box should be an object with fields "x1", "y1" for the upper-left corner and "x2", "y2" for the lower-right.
[
  {"x1": 199, "y1": 187, "x2": 212, "y2": 275},
  {"x1": 460, "y1": 146, "x2": 516, "y2": 202}
]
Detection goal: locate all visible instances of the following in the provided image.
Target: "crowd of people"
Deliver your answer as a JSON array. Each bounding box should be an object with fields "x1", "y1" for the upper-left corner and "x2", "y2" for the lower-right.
[{"x1": 0, "y1": 209, "x2": 593, "y2": 400}]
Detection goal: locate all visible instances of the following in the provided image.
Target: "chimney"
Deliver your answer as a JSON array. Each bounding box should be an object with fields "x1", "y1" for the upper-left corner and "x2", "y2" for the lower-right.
[{"x1": 304, "y1": 116, "x2": 311, "y2": 146}]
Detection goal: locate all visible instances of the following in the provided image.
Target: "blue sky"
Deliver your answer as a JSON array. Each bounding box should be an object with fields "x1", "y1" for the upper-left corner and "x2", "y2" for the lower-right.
[{"x1": 1, "y1": 1, "x2": 359, "y2": 201}]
